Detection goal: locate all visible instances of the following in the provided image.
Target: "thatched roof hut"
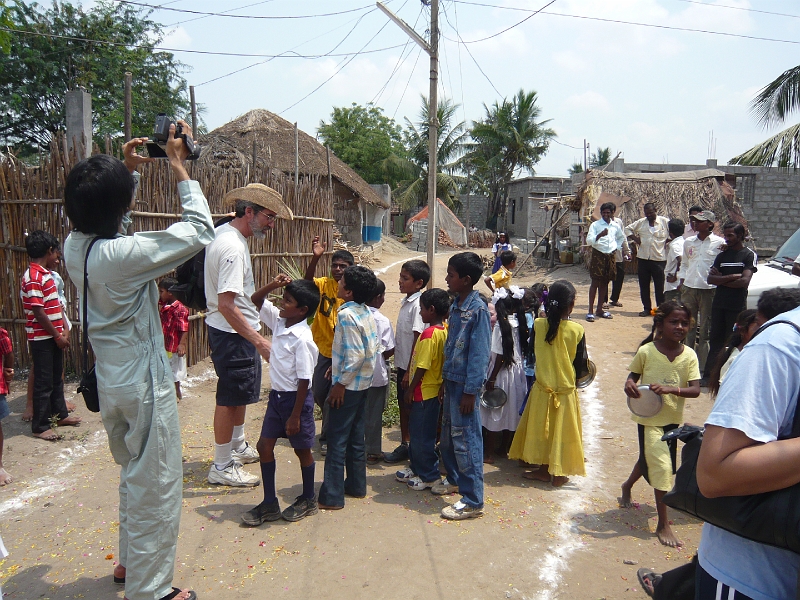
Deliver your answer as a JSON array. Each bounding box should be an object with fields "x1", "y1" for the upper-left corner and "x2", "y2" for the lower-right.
[
  {"x1": 198, "y1": 109, "x2": 389, "y2": 209},
  {"x1": 575, "y1": 168, "x2": 747, "y2": 231}
]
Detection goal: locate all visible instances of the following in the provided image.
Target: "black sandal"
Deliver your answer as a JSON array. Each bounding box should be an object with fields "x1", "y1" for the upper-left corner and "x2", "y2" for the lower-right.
[
  {"x1": 161, "y1": 588, "x2": 197, "y2": 600},
  {"x1": 636, "y1": 568, "x2": 661, "y2": 598}
]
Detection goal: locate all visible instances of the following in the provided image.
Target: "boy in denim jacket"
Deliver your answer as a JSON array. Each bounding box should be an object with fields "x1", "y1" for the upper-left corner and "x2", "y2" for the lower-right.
[{"x1": 440, "y1": 252, "x2": 492, "y2": 520}]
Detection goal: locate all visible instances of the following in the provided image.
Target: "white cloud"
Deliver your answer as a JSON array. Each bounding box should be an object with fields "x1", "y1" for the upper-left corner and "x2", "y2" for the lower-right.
[
  {"x1": 565, "y1": 91, "x2": 612, "y2": 113},
  {"x1": 162, "y1": 26, "x2": 192, "y2": 50}
]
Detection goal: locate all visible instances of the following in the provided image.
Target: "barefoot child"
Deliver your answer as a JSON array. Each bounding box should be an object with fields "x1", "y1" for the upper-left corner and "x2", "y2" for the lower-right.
[
  {"x1": 242, "y1": 275, "x2": 321, "y2": 524},
  {"x1": 484, "y1": 251, "x2": 517, "y2": 293},
  {"x1": 396, "y1": 288, "x2": 449, "y2": 490},
  {"x1": 366, "y1": 280, "x2": 395, "y2": 464},
  {"x1": 509, "y1": 280, "x2": 589, "y2": 487},
  {"x1": 440, "y1": 252, "x2": 491, "y2": 520},
  {"x1": 0, "y1": 327, "x2": 13, "y2": 485},
  {"x1": 158, "y1": 277, "x2": 189, "y2": 400},
  {"x1": 620, "y1": 301, "x2": 700, "y2": 548},
  {"x1": 482, "y1": 286, "x2": 528, "y2": 463},
  {"x1": 21, "y1": 230, "x2": 81, "y2": 440}
]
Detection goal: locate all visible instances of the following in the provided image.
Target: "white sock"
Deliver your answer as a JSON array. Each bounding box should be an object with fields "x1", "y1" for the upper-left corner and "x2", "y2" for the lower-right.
[
  {"x1": 214, "y1": 442, "x2": 233, "y2": 470},
  {"x1": 232, "y1": 425, "x2": 246, "y2": 451}
]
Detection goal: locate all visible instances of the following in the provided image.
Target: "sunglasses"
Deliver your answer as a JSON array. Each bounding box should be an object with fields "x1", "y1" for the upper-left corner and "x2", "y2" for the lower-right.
[{"x1": 257, "y1": 210, "x2": 277, "y2": 223}]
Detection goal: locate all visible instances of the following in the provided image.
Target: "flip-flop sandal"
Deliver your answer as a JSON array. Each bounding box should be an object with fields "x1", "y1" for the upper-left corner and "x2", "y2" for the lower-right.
[
  {"x1": 366, "y1": 454, "x2": 382, "y2": 465},
  {"x1": 161, "y1": 588, "x2": 197, "y2": 600},
  {"x1": 636, "y1": 567, "x2": 661, "y2": 598},
  {"x1": 586, "y1": 314, "x2": 595, "y2": 322},
  {"x1": 601, "y1": 311, "x2": 613, "y2": 319},
  {"x1": 114, "y1": 575, "x2": 125, "y2": 585}
]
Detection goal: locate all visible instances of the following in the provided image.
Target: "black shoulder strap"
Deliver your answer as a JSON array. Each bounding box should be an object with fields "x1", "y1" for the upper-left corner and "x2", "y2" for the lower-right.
[
  {"x1": 751, "y1": 319, "x2": 800, "y2": 439},
  {"x1": 82, "y1": 237, "x2": 101, "y2": 372}
]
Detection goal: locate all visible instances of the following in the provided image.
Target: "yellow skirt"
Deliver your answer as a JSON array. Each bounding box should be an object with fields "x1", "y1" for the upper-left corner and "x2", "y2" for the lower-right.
[{"x1": 509, "y1": 381, "x2": 585, "y2": 477}]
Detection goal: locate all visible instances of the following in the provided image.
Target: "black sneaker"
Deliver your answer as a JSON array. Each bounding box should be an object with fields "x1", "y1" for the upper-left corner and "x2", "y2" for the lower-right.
[
  {"x1": 241, "y1": 499, "x2": 281, "y2": 526},
  {"x1": 281, "y1": 496, "x2": 319, "y2": 522},
  {"x1": 383, "y1": 442, "x2": 409, "y2": 463}
]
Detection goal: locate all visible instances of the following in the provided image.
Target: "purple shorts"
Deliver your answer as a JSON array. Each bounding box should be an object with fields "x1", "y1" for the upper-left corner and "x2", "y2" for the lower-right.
[{"x1": 260, "y1": 389, "x2": 316, "y2": 449}]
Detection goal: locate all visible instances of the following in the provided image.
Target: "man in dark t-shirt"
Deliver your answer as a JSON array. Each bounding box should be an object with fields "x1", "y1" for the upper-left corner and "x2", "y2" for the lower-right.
[{"x1": 704, "y1": 222, "x2": 756, "y2": 379}]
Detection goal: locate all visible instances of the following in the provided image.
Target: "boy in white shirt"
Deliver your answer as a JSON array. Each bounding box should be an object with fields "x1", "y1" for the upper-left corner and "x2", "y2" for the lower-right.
[
  {"x1": 663, "y1": 218, "x2": 685, "y2": 303},
  {"x1": 242, "y1": 275, "x2": 321, "y2": 525},
  {"x1": 366, "y1": 280, "x2": 395, "y2": 464}
]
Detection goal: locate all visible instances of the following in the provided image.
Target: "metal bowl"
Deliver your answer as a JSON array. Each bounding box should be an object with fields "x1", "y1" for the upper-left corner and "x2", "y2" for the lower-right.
[
  {"x1": 480, "y1": 387, "x2": 508, "y2": 409},
  {"x1": 576, "y1": 360, "x2": 597, "y2": 389},
  {"x1": 627, "y1": 385, "x2": 664, "y2": 417}
]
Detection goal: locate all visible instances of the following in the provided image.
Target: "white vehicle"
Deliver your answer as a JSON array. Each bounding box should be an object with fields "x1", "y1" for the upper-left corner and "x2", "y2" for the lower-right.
[{"x1": 746, "y1": 227, "x2": 800, "y2": 309}]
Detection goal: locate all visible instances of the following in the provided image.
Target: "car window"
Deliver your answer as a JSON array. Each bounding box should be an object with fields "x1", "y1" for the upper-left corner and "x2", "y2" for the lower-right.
[{"x1": 774, "y1": 227, "x2": 800, "y2": 265}]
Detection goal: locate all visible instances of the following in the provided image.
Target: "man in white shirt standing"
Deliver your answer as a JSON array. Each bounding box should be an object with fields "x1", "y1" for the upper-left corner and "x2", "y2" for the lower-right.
[
  {"x1": 663, "y1": 218, "x2": 686, "y2": 303},
  {"x1": 205, "y1": 183, "x2": 293, "y2": 487},
  {"x1": 625, "y1": 202, "x2": 670, "y2": 317},
  {"x1": 586, "y1": 202, "x2": 626, "y2": 322},
  {"x1": 678, "y1": 210, "x2": 724, "y2": 379},
  {"x1": 607, "y1": 204, "x2": 631, "y2": 309}
]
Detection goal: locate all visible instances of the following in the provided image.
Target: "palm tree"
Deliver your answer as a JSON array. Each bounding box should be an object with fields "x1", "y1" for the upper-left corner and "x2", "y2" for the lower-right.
[
  {"x1": 589, "y1": 147, "x2": 611, "y2": 168},
  {"x1": 467, "y1": 89, "x2": 555, "y2": 226},
  {"x1": 568, "y1": 162, "x2": 584, "y2": 175},
  {"x1": 394, "y1": 95, "x2": 468, "y2": 212},
  {"x1": 730, "y1": 65, "x2": 800, "y2": 168}
]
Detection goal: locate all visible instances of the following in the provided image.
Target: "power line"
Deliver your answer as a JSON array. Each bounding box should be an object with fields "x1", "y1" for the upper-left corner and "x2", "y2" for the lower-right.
[
  {"x1": 670, "y1": 0, "x2": 800, "y2": 20},
  {"x1": 116, "y1": 0, "x2": 375, "y2": 19},
  {"x1": 551, "y1": 139, "x2": 583, "y2": 150},
  {"x1": 447, "y1": 0, "x2": 555, "y2": 43},
  {"x1": 393, "y1": 45, "x2": 424, "y2": 119},
  {"x1": 0, "y1": 25, "x2": 407, "y2": 58},
  {"x1": 440, "y1": 4, "x2": 501, "y2": 97},
  {"x1": 279, "y1": 17, "x2": 392, "y2": 114},
  {"x1": 163, "y1": 0, "x2": 277, "y2": 27},
  {"x1": 370, "y1": 1, "x2": 418, "y2": 106},
  {"x1": 452, "y1": 1, "x2": 800, "y2": 45},
  {"x1": 198, "y1": 8, "x2": 376, "y2": 87}
]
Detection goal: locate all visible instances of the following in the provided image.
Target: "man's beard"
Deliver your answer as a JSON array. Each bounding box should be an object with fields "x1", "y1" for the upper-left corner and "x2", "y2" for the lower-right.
[{"x1": 249, "y1": 217, "x2": 267, "y2": 240}]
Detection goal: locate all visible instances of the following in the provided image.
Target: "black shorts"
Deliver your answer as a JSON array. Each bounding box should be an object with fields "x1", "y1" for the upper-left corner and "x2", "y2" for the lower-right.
[{"x1": 208, "y1": 326, "x2": 262, "y2": 407}]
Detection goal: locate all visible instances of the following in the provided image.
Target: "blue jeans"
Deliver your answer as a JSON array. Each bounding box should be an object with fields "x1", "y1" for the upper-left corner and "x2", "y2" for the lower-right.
[
  {"x1": 409, "y1": 398, "x2": 441, "y2": 482},
  {"x1": 440, "y1": 380, "x2": 484, "y2": 508},
  {"x1": 318, "y1": 388, "x2": 368, "y2": 507}
]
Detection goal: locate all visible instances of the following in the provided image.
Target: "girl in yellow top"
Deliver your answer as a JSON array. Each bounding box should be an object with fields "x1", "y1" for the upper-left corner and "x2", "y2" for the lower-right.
[
  {"x1": 620, "y1": 301, "x2": 701, "y2": 548},
  {"x1": 509, "y1": 280, "x2": 590, "y2": 487}
]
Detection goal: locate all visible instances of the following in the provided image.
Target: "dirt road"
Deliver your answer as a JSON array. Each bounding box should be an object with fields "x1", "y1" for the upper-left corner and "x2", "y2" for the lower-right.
[{"x1": 0, "y1": 246, "x2": 709, "y2": 599}]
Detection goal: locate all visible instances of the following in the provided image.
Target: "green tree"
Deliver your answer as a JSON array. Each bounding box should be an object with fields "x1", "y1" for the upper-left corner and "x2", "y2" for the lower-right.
[
  {"x1": 467, "y1": 89, "x2": 555, "y2": 226},
  {"x1": 568, "y1": 162, "x2": 584, "y2": 175},
  {"x1": 0, "y1": 0, "x2": 190, "y2": 154},
  {"x1": 589, "y1": 147, "x2": 611, "y2": 168},
  {"x1": 394, "y1": 95, "x2": 468, "y2": 212},
  {"x1": 317, "y1": 103, "x2": 407, "y2": 187},
  {"x1": 0, "y1": 1, "x2": 13, "y2": 54},
  {"x1": 730, "y1": 65, "x2": 800, "y2": 168}
]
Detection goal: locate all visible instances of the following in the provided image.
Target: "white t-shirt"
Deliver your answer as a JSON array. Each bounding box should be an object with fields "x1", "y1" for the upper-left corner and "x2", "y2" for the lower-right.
[
  {"x1": 370, "y1": 307, "x2": 396, "y2": 388},
  {"x1": 204, "y1": 222, "x2": 260, "y2": 333},
  {"x1": 664, "y1": 236, "x2": 685, "y2": 292},
  {"x1": 679, "y1": 233, "x2": 724, "y2": 290},
  {"x1": 698, "y1": 308, "x2": 800, "y2": 600},
  {"x1": 258, "y1": 299, "x2": 318, "y2": 392},
  {"x1": 395, "y1": 291, "x2": 426, "y2": 371}
]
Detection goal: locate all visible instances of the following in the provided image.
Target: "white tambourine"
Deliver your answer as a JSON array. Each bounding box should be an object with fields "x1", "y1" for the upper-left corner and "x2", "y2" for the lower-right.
[{"x1": 627, "y1": 385, "x2": 663, "y2": 418}]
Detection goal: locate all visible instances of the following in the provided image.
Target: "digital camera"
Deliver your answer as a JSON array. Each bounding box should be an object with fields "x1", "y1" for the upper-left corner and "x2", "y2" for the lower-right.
[{"x1": 146, "y1": 113, "x2": 201, "y2": 160}]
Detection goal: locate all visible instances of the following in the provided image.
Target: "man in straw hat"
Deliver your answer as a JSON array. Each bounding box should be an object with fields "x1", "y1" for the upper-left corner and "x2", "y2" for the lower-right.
[{"x1": 205, "y1": 183, "x2": 293, "y2": 487}]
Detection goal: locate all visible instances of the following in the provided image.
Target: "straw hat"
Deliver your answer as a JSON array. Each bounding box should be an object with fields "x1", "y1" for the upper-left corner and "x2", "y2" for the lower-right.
[{"x1": 223, "y1": 183, "x2": 293, "y2": 220}]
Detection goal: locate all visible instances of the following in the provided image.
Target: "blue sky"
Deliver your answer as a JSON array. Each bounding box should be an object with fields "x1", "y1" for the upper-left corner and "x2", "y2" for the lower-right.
[{"x1": 121, "y1": 0, "x2": 798, "y2": 177}]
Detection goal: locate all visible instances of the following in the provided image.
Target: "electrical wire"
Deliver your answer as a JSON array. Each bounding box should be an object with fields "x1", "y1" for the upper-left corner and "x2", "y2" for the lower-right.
[
  {"x1": 393, "y1": 45, "x2": 424, "y2": 119},
  {"x1": 370, "y1": 0, "x2": 418, "y2": 105},
  {"x1": 440, "y1": 4, "x2": 501, "y2": 97},
  {"x1": 0, "y1": 25, "x2": 407, "y2": 58},
  {"x1": 116, "y1": 0, "x2": 374, "y2": 20},
  {"x1": 162, "y1": 0, "x2": 277, "y2": 28},
  {"x1": 551, "y1": 139, "x2": 583, "y2": 150},
  {"x1": 671, "y1": 0, "x2": 800, "y2": 20},
  {"x1": 446, "y1": 0, "x2": 555, "y2": 44},
  {"x1": 451, "y1": 1, "x2": 800, "y2": 45},
  {"x1": 279, "y1": 16, "x2": 392, "y2": 114}
]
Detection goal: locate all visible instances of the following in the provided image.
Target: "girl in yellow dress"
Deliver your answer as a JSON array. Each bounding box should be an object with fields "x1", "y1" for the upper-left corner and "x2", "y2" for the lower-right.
[{"x1": 509, "y1": 280, "x2": 589, "y2": 487}]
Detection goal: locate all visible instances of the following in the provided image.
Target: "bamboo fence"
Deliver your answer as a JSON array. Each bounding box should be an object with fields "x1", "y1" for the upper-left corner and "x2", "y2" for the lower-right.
[{"x1": 0, "y1": 136, "x2": 334, "y2": 373}]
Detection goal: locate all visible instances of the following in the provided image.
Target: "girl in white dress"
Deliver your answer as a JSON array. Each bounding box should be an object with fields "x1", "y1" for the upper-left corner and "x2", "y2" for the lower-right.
[{"x1": 482, "y1": 286, "x2": 529, "y2": 463}]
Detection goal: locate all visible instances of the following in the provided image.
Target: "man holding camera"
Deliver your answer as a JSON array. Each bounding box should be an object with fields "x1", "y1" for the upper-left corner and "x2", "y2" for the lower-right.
[{"x1": 204, "y1": 183, "x2": 293, "y2": 487}]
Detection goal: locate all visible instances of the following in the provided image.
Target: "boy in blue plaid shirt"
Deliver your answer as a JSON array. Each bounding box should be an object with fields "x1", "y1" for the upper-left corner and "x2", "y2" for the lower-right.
[{"x1": 318, "y1": 265, "x2": 379, "y2": 510}]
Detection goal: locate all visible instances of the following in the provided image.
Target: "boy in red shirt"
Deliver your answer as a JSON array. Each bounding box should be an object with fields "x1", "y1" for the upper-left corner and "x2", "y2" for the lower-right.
[
  {"x1": 21, "y1": 231, "x2": 80, "y2": 440},
  {"x1": 0, "y1": 326, "x2": 13, "y2": 484},
  {"x1": 158, "y1": 277, "x2": 190, "y2": 400}
]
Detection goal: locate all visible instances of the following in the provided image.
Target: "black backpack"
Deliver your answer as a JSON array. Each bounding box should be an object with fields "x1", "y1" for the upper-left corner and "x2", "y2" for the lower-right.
[{"x1": 169, "y1": 216, "x2": 233, "y2": 311}]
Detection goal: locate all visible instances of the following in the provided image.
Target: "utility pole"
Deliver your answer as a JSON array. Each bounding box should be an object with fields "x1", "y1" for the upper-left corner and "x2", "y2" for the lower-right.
[{"x1": 377, "y1": 1, "x2": 438, "y2": 286}]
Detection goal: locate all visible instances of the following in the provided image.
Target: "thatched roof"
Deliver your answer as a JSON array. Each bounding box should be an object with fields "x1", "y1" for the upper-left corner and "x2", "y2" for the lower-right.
[
  {"x1": 198, "y1": 109, "x2": 389, "y2": 208},
  {"x1": 576, "y1": 169, "x2": 747, "y2": 231}
]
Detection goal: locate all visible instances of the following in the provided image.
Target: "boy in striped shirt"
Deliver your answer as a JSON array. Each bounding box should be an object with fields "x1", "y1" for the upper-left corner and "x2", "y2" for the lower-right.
[{"x1": 21, "y1": 231, "x2": 81, "y2": 440}]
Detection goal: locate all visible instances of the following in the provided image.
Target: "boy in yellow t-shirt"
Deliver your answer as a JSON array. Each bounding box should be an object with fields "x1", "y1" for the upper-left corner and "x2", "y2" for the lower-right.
[
  {"x1": 484, "y1": 251, "x2": 516, "y2": 293},
  {"x1": 395, "y1": 288, "x2": 450, "y2": 491},
  {"x1": 304, "y1": 235, "x2": 355, "y2": 455}
]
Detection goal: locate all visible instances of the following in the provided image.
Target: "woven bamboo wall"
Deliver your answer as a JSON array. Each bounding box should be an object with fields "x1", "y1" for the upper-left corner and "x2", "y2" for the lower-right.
[{"x1": 0, "y1": 138, "x2": 334, "y2": 372}]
